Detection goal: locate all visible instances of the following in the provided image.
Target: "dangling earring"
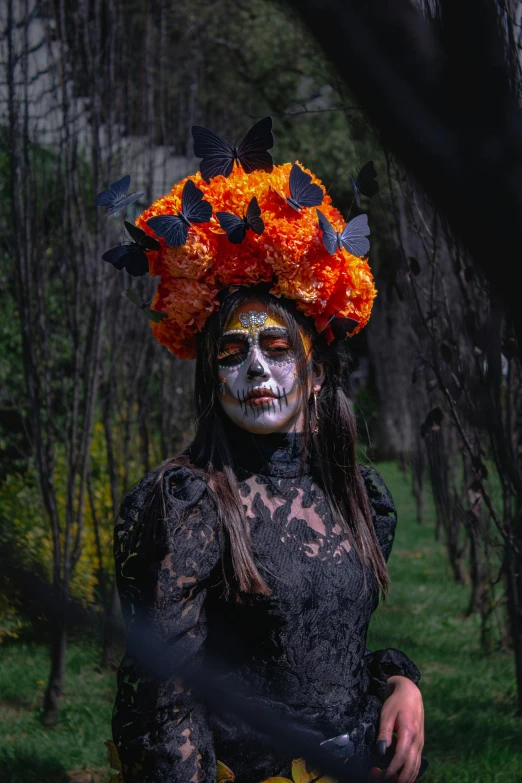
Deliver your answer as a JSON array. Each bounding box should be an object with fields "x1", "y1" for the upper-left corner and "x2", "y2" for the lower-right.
[
  {"x1": 219, "y1": 377, "x2": 226, "y2": 396},
  {"x1": 312, "y1": 389, "x2": 319, "y2": 435}
]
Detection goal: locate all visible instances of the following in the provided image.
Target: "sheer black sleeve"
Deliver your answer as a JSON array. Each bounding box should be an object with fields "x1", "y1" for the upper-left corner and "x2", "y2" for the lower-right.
[
  {"x1": 359, "y1": 465, "x2": 398, "y2": 563},
  {"x1": 359, "y1": 466, "x2": 421, "y2": 702},
  {"x1": 112, "y1": 464, "x2": 221, "y2": 783}
]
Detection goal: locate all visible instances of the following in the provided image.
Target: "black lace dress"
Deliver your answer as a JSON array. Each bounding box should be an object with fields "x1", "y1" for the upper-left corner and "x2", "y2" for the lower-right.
[{"x1": 112, "y1": 430, "x2": 424, "y2": 783}]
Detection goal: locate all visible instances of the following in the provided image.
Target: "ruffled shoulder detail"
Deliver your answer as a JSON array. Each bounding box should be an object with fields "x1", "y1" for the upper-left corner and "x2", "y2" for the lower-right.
[
  {"x1": 118, "y1": 463, "x2": 210, "y2": 519},
  {"x1": 115, "y1": 462, "x2": 217, "y2": 564},
  {"x1": 165, "y1": 464, "x2": 209, "y2": 509},
  {"x1": 359, "y1": 465, "x2": 397, "y2": 562},
  {"x1": 117, "y1": 466, "x2": 161, "y2": 523}
]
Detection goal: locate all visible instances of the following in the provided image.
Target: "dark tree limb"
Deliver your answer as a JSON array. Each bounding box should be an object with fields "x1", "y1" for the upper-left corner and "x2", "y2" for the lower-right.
[{"x1": 287, "y1": 0, "x2": 522, "y2": 348}]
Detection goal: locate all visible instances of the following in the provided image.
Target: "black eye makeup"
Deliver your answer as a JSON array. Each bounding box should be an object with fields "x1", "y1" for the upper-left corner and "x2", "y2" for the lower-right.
[{"x1": 217, "y1": 327, "x2": 295, "y2": 369}]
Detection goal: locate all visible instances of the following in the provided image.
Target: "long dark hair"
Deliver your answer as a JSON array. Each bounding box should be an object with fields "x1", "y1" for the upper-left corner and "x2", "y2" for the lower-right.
[{"x1": 151, "y1": 284, "x2": 390, "y2": 601}]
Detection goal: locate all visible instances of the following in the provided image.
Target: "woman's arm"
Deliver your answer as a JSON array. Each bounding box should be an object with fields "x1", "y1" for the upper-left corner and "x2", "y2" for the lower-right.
[
  {"x1": 375, "y1": 676, "x2": 425, "y2": 783},
  {"x1": 112, "y1": 465, "x2": 221, "y2": 783}
]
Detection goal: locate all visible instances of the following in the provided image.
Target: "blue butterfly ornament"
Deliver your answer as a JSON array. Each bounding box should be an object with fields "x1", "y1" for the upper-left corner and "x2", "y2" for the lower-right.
[
  {"x1": 316, "y1": 210, "x2": 370, "y2": 258},
  {"x1": 349, "y1": 161, "x2": 378, "y2": 208},
  {"x1": 216, "y1": 197, "x2": 265, "y2": 244},
  {"x1": 102, "y1": 221, "x2": 160, "y2": 277},
  {"x1": 146, "y1": 180, "x2": 212, "y2": 247},
  {"x1": 192, "y1": 117, "x2": 274, "y2": 183},
  {"x1": 282, "y1": 163, "x2": 324, "y2": 211},
  {"x1": 95, "y1": 175, "x2": 144, "y2": 216}
]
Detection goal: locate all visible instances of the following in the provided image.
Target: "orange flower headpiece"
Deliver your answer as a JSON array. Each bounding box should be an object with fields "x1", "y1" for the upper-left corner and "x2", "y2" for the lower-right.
[{"x1": 98, "y1": 117, "x2": 378, "y2": 360}]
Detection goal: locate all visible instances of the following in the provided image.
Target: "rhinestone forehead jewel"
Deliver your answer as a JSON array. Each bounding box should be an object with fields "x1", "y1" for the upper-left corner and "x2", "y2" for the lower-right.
[{"x1": 238, "y1": 311, "x2": 268, "y2": 329}]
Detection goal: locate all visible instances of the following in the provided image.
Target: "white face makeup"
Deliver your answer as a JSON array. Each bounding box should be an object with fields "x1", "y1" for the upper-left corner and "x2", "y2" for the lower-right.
[{"x1": 217, "y1": 302, "x2": 308, "y2": 434}]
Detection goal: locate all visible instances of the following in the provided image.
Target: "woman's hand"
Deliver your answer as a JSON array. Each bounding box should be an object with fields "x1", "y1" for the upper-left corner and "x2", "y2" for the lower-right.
[{"x1": 375, "y1": 675, "x2": 425, "y2": 783}]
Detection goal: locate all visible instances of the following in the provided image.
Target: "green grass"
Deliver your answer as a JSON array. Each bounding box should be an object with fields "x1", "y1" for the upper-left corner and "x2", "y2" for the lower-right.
[
  {"x1": 1, "y1": 462, "x2": 521, "y2": 782},
  {"x1": 0, "y1": 639, "x2": 114, "y2": 782},
  {"x1": 369, "y1": 462, "x2": 521, "y2": 783}
]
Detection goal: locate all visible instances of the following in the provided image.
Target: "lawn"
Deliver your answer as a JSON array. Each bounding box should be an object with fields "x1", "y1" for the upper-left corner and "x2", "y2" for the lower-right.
[
  {"x1": 370, "y1": 462, "x2": 521, "y2": 783},
  {"x1": 0, "y1": 639, "x2": 114, "y2": 782},
  {"x1": 0, "y1": 462, "x2": 520, "y2": 782}
]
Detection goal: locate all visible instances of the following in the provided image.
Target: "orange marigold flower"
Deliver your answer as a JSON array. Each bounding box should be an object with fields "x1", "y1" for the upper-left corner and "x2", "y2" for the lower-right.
[
  {"x1": 137, "y1": 163, "x2": 376, "y2": 358},
  {"x1": 156, "y1": 233, "x2": 217, "y2": 280}
]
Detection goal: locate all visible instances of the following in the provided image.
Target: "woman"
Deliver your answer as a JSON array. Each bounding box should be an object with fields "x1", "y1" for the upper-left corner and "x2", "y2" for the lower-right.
[{"x1": 107, "y1": 130, "x2": 427, "y2": 783}]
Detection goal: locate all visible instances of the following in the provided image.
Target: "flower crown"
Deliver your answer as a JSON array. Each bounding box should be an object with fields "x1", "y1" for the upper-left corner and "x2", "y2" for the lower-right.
[{"x1": 97, "y1": 117, "x2": 378, "y2": 360}]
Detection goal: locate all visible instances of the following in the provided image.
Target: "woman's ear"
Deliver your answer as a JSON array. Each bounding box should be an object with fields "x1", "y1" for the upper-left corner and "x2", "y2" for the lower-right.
[{"x1": 312, "y1": 361, "x2": 325, "y2": 393}]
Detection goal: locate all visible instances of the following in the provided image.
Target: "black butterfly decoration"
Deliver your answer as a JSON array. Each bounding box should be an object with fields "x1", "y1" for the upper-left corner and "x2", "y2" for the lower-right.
[
  {"x1": 102, "y1": 221, "x2": 160, "y2": 277},
  {"x1": 95, "y1": 175, "x2": 144, "y2": 216},
  {"x1": 330, "y1": 317, "x2": 360, "y2": 339},
  {"x1": 282, "y1": 163, "x2": 324, "y2": 211},
  {"x1": 192, "y1": 116, "x2": 274, "y2": 182},
  {"x1": 146, "y1": 180, "x2": 212, "y2": 248},
  {"x1": 125, "y1": 289, "x2": 167, "y2": 323},
  {"x1": 316, "y1": 210, "x2": 370, "y2": 258},
  {"x1": 216, "y1": 197, "x2": 265, "y2": 244},
  {"x1": 317, "y1": 312, "x2": 359, "y2": 341},
  {"x1": 349, "y1": 161, "x2": 378, "y2": 208}
]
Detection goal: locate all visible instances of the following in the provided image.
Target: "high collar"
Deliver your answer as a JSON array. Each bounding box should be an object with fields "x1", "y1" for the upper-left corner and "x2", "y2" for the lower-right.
[{"x1": 223, "y1": 420, "x2": 311, "y2": 478}]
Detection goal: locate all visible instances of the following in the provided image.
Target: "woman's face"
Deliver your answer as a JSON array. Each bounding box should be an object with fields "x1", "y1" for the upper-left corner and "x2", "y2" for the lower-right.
[{"x1": 217, "y1": 298, "x2": 323, "y2": 434}]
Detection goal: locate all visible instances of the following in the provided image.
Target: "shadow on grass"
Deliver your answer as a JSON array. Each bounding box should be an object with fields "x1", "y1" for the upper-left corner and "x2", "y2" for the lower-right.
[{"x1": 0, "y1": 750, "x2": 69, "y2": 783}]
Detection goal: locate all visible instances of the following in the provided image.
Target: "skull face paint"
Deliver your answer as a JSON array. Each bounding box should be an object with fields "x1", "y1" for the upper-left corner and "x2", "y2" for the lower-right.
[{"x1": 217, "y1": 300, "x2": 308, "y2": 434}]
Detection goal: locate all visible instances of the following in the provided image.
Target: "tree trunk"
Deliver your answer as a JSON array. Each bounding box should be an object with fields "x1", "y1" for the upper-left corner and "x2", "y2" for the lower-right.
[
  {"x1": 425, "y1": 428, "x2": 468, "y2": 582},
  {"x1": 466, "y1": 515, "x2": 486, "y2": 616},
  {"x1": 412, "y1": 435, "x2": 425, "y2": 525},
  {"x1": 139, "y1": 398, "x2": 151, "y2": 476},
  {"x1": 42, "y1": 604, "x2": 68, "y2": 726},
  {"x1": 101, "y1": 584, "x2": 121, "y2": 670},
  {"x1": 505, "y1": 534, "x2": 522, "y2": 715}
]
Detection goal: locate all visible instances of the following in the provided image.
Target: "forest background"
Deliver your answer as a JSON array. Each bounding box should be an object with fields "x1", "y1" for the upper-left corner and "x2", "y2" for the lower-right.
[{"x1": 0, "y1": 0, "x2": 521, "y2": 781}]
